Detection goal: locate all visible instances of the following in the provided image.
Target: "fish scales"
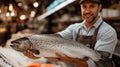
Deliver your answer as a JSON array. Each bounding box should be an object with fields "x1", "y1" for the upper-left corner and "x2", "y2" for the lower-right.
[
  {"x1": 28, "y1": 35, "x2": 81, "y2": 50},
  {"x1": 10, "y1": 34, "x2": 101, "y2": 62}
]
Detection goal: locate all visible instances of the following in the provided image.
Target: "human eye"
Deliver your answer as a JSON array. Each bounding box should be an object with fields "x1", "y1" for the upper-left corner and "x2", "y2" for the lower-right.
[
  {"x1": 90, "y1": 5, "x2": 95, "y2": 8},
  {"x1": 82, "y1": 5, "x2": 87, "y2": 9}
]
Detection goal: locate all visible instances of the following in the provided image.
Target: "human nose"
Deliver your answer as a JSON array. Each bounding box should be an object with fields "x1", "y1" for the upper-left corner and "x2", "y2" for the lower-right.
[{"x1": 85, "y1": 8, "x2": 91, "y2": 13}]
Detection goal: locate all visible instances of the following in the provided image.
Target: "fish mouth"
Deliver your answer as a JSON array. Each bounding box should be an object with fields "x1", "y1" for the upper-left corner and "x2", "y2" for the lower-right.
[
  {"x1": 10, "y1": 41, "x2": 19, "y2": 47},
  {"x1": 10, "y1": 43, "x2": 26, "y2": 52}
]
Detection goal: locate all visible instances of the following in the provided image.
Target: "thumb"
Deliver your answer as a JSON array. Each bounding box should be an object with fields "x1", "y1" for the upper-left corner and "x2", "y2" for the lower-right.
[{"x1": 55, "y1": 52, "x2": 69, "y2": 59}]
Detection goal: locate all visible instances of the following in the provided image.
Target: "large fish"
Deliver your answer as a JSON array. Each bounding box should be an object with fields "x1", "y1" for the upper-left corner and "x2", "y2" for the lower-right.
[{"x1": 10, "y1": 34, "x2": 106, "y2": 67}]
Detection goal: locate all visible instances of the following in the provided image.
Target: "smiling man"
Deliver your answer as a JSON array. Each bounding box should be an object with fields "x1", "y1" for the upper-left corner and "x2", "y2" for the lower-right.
[
  {"x1": 54, "y1": 0, "x2": 117, "y2": 67},
  {"x1": 23, "y1": 0, "x2": 118, "y2": 67},
  {"x1": 80, "y1": 0, "x2": 102, "y2": 30}
]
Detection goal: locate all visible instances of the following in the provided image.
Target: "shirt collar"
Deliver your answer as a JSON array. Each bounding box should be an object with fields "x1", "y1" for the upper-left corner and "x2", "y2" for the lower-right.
[
  {"x1": 81, "y1": 16, "x2": 103, "y2": 29},
  {"x1": 93, "y1": 16, "x2": 103, "y2": 29}
]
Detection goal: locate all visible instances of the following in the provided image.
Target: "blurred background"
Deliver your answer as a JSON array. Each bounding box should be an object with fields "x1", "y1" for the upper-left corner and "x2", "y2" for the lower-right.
[{"x1": 0, "y1": 0, "x2": 120, "y2": 66}]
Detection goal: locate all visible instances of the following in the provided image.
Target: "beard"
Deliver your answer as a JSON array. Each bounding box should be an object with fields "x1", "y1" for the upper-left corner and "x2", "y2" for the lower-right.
[{"x1": 82, "y1": 13, "x2": 98, "y2": 23}]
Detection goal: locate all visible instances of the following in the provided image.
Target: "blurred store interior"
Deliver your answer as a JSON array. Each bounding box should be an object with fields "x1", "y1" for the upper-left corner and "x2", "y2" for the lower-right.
[{"x1": 0, "y1": 0, "x2": 120, "y2": 66}]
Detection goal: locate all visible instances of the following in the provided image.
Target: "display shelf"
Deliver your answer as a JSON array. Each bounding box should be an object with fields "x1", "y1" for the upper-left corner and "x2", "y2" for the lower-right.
[
  {"x1": 103, "y1": 16, "x2": 120, "y2": 21},
  {"x1": 55, "y1": 16, "x2": 120, "y2": 24}
]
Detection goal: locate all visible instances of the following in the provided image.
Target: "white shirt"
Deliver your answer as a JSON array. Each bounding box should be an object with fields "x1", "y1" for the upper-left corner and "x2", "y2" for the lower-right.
[{"x1": 57, "y1": 16, "x2": 118, "y2": 67}]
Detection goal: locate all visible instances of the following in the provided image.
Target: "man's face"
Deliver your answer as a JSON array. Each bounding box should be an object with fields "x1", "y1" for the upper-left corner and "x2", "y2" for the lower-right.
[{"x1": 80, "y1": 1, "x2": 101, "y2": 23}]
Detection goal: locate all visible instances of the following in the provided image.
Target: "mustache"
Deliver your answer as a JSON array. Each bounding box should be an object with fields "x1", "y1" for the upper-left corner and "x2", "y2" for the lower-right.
[{"x1": 84, "y1": 13, "x2": 93, "y2": 16}]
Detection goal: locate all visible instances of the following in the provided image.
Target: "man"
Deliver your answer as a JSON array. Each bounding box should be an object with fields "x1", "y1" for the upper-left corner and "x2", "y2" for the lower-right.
[{"x1": 24, "y1": 0, "x2": 118, "y2": 67}]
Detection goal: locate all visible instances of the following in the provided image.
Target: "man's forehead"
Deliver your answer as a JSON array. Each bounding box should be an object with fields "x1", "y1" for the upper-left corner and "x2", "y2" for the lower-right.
[{"x1": 80, "y1": 1, "x2": 98, "y2": 5}]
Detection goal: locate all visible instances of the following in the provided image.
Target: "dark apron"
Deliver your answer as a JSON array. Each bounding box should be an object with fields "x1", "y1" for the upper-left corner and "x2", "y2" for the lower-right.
[{"x1": 75, "y1": 22, "x2": 103, "y2": 49}]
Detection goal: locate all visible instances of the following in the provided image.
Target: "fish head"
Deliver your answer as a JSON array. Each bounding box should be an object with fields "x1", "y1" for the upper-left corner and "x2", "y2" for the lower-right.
[{"x1": 10, "y1": 37, "x2": 31, "y2": 52}]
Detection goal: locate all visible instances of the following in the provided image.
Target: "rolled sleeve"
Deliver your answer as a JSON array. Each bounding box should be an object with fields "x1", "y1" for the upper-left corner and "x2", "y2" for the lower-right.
[
  {"x1": 87, "y1": 59, "x2": 97, "y2": 67},
  {"x1": 57, "y1": 24, "x2": 75, "y2": 39}
]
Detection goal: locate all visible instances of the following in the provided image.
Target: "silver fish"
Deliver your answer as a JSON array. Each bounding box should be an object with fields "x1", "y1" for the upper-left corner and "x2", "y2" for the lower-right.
[{"x1": 10, "y1": 34, "x2": 104, "y2": 67}]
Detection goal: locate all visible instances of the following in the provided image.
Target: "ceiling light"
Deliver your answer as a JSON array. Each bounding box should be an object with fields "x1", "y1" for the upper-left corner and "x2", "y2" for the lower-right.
[
  {"x1": 33, "y1": 2, "x2": 39, "y2": 8},
  {"x1": 9, "y1": 4, "x2": 13, "y2": 11},
  {"x1": 0, "y1": 10, "x2": 1, "y2": 13},
  {"x1": 18, "y1": 3, "x2": 22, "y2": 7},
  {"x1": 11, "y1": 11, "x2": 15, "y2": 16},
  {"x1": 6, "y1": 12, "x2": 10, "y2": 17},
  {"x1": 20, "y1": 14, "x2": 26, "y2": 20},
  {"x1": 30, "y1": 11, "x2": 36, "y2": 17}
]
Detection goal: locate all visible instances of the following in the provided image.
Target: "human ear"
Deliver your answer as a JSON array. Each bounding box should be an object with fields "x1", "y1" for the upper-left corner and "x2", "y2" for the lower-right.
[{"x1": 99, "y1": 4, "x2": 102, "y2": 12}]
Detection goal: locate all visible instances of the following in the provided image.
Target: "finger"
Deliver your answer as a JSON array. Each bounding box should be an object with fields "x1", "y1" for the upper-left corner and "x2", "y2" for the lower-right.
[
  {"x1": 56, "y1": 52, "x2": 79, "y2": 62},
  {"x1": 55, "y1": 52, "x2": 71, "y2": 62},
  {"x1": 28, "y1": 51, "x2": 40, "y2": 59},
  {"x1": 23, "y1": 50, "x2": 39, "y2": 59},
  {"x1": 28, "y1": 50, "x2": 33, "y2": 55},
  {"x1": 23, "y1": 51, "x2": 26, "y2": 55},
  {"x1": 26, "y1": 50, "x2": 32, "y2": 57},
  {"x1": 46, "y1": 57, "x2": 59, "y2": 62},
  {"x1": 56, "y1": 52, "x2": 69, "y2": 59},
  {"x1": 23, "y1": 50, "x2": 28, "y2": 56}
]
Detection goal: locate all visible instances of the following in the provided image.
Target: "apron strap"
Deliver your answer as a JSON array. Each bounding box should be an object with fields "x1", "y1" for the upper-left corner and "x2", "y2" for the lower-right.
[
  {"x1": 76, "y1": 27, "x2": 81, "y2": 41},
  {"x1": 94, "y1": 21, "x2": 103, "y2": 37},
  {"x1": 90, "y1": 21, "x2": 103, "y2": 49}
]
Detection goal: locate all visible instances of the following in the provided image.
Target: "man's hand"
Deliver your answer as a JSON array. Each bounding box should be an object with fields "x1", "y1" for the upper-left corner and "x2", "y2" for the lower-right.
[
  {"x1": 46, "y1": 52, "x2": 88, "y2": 67},
  {"x1": 23, "y1": 50, "x2": 88, "y2": 67},
  {"x1": 23, "y1": 50, "x2": 40, "y2": 59}
]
